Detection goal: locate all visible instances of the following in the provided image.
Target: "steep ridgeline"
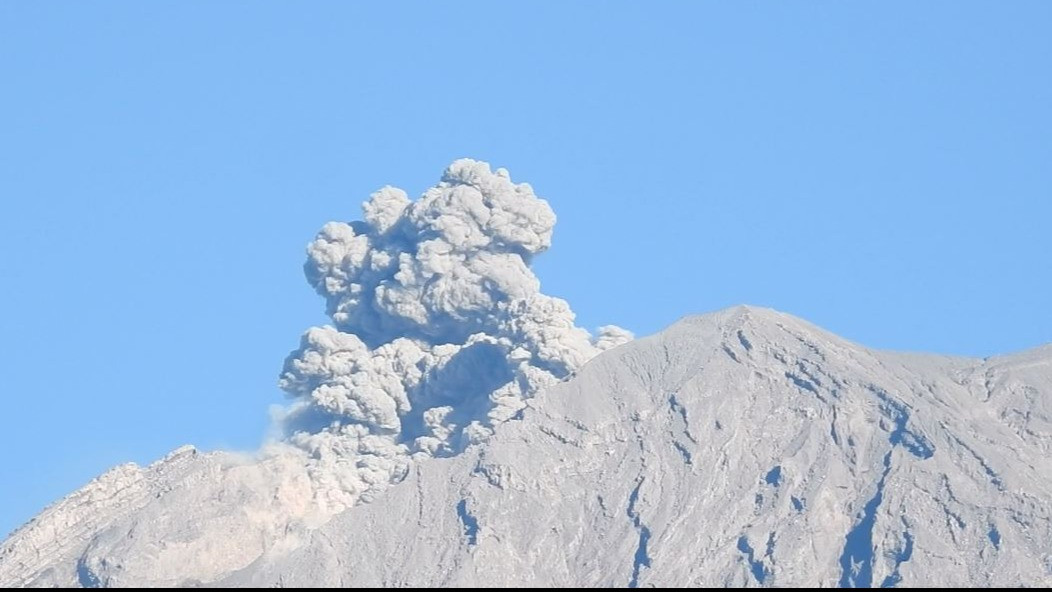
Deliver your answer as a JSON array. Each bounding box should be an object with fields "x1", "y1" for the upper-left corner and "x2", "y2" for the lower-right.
[{"x1": 3, "y1": 307, "x2": 1051, "y2": 587}]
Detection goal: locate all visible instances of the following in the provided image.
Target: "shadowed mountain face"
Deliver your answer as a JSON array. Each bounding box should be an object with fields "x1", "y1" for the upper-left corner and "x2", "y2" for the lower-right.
[{"x1": 3, "y1": 306, "x2": 1051, "y2": 587}]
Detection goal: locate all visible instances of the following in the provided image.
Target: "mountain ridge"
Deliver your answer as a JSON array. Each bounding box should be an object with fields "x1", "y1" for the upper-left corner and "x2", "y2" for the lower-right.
[{"x1": 3, "y1": 306, "x2": 1051, "y2": 587}]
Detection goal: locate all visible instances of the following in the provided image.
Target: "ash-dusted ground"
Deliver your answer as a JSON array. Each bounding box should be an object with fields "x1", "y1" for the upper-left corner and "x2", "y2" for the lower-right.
[{"x1": 3, "y1": 306, "x2": 1051, "y2": 587}]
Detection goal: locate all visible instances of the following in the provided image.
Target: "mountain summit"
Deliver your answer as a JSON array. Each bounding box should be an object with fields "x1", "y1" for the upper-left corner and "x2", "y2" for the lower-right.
[{"x1": 2, "y1": 306, "x2": 1051, "y2": 587}]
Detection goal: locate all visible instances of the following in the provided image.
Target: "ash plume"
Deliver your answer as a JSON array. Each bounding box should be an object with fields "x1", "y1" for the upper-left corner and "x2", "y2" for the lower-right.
[{"x1": 274, "y1": 159, "x2": 631, "y2": 508}]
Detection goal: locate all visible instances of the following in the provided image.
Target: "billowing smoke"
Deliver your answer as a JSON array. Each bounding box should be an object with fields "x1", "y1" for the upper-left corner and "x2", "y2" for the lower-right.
[{"x1": 271, "y1": 159, "x2": 631, "y2": 510}]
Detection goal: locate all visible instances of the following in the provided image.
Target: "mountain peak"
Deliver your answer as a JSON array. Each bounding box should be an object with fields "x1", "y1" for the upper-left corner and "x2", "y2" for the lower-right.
[
  {"x1": 669, "y1": 304, "x2": 828, "y2": 338},
  {"x1": 2, "y1": 309, "x2": 1051, "y2": 588},
  {"x1": 635, "y1": 305, "x2": 860, "y2": 379}
]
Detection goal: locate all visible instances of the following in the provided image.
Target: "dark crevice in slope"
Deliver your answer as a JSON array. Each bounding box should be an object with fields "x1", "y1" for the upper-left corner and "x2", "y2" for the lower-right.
[
  {"x1": 736, "y1": 535, "x2": 767, "y2": 584},
  {"x1": 944, "y1": 507, "x2": 966, "y2": 530},
  {"x1": 722, "y1": 345, "x2": 741, "y2": 363},
  {"x1": 668, "y1": 394, "x2": 697, "y2": 443},
  {"x1": 797, "y1": 360, "x2": 847, "y2": 398},
  {"x1": 794, "y1": 335, "x2": 827, "y2": 361},
  {"x1": 795, "y1": 361, "x2": 825, "y2": 389},
  {"x1": 472, "y1": 459, "x2": 505, "y2": 490},
  {"x1": 668, "y1": 394, "x2": 696, "y2": 465},
  {"x1": 785, "y1": 371, "x2": 821, "y2": 398},
  {"x1": 988, "y1": 525, "x2": 1001, "y2": 550},
  {"x1": 838, "y1": 450, "x2": 893, "y2": 588},
  {"x1": 879, "y1": 530, "x2": 914, "y2": 588},
  {"x1": 76, "y1": 557, "x2": 101, "y2": 589},
  {"x1": 939, "y1": 474, "x2": 959, "y2": 503},
  {"x1": 563, "y1": 417, "x2": 590, "y2": 432},
  {"x1": 1008, "y1": 509, "x2": 1033, "y2": 530},
  {"x1": 737, "y1": 330, "x2": 753, "y2": 351},
  {"x1": 629, "y1": 528, "x2": 652, "y2": 588},
  {"x1": 949, "y1": 434, "x2": 1004, "y2": 491},
  {"x1": 626, "y1": 479, "x2": 652, "y2": 588},
  {"x1": 870, "y1": 386, "x2": 935, "y2": 459},
  {"x1": 772, "y1": 322, "x2": 828, "y2": 361},
  {"x1": 456, "y1": 499, "x2": 479, "y2": 546},
  {"x1": 830, "y1": 409, "x2": 843, "y2": 446},
  {"x1": 538, "y1": 425, "x2": 581, "y2": 447},
  {"x1": 672, "y1": 441, "x2": 693, "y2": 465},
  {"x1": 839, "y1": 387, "x2": 934, "y2": 588},
  {"x1": 888, "y1": 420, "x2": 934, "y2": 460},
  {"x1": 597, "y1": 494, "x2": 609, "y2": 514},
  {"x1": 982, "y1": 369, "x2": 996, "y2": 403}
]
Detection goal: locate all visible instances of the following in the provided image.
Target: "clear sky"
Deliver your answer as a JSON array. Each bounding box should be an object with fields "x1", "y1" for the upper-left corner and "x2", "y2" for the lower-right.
[{"x1": 1, "y1": 1, "x2": 1049, "y2": 536}]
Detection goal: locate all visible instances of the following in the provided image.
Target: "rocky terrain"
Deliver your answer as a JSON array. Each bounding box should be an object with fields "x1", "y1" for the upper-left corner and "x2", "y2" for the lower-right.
[{"x1": 3, "y1": 306, "x2": 1050, "y2": 587}]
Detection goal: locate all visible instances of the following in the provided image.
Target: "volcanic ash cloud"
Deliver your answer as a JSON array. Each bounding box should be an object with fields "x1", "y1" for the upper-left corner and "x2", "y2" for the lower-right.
[{"x1": 275, "y1": 158, "x2": 631, "y2": 507}]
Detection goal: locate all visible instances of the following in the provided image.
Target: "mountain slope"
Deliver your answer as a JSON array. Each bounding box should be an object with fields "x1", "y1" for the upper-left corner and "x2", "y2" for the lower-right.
[{"x1": 3, "y1": 306, "x2": 1052, "y2": 587}]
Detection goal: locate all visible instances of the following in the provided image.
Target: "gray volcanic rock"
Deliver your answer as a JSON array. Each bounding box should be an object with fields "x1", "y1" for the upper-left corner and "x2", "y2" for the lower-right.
[{"x1": 3, "y1": 306, "x2": 1051, "y2": 587}]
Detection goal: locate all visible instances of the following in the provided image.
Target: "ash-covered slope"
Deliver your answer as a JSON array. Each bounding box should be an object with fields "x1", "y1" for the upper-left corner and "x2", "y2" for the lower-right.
[
  {"x1": 3, "y1": 306, "x2": 1051, "y2": 587},
  {"x1": 213, "y1": 306, "x2": 1052, "y2": 588}
]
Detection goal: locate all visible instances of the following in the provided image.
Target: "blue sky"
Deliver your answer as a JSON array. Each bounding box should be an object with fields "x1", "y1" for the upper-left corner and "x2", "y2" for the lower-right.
[{"x1": 1, "y1": 1, "x2": 1049, "y2": 536}]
